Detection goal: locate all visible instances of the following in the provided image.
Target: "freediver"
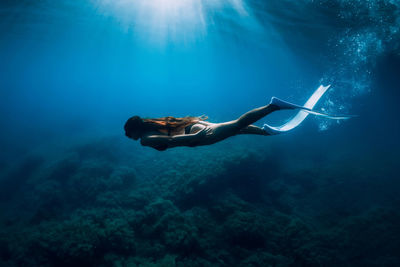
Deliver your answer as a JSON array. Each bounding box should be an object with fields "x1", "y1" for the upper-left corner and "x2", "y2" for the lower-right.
[{"x1": 124, "y1": 85, "x2": 352, "y2": 151}]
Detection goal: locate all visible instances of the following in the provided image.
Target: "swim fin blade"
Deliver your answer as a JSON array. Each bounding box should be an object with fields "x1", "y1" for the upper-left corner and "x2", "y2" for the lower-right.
[{"x1": 263, "y1": 85, "x2": 355, "y2": 135}]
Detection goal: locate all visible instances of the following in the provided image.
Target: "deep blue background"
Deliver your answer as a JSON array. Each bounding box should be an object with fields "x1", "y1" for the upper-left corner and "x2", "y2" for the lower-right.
[{"x1": 1, "y1": 0, "x2": 399, "y2": 160}]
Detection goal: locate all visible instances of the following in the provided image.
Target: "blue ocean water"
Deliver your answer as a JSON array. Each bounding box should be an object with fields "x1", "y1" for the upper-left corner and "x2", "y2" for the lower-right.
[{"x1": 0, "y1": 0, "x2": 400, "y2": 266}]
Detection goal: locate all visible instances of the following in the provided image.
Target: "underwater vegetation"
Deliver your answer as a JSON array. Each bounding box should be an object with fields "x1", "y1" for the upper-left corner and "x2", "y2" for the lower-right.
[{"x1": 0, "y1": 135, "x2": 399, "y2": 267}]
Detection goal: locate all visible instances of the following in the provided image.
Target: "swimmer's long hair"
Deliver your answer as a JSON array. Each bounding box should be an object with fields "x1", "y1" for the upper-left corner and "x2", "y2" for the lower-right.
[{"x1": 143, "y1": 115, "x2": 208, "y2": 135}]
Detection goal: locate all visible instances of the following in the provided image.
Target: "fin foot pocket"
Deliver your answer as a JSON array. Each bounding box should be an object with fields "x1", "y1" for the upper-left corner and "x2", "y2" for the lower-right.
[{"x1": 270, "y1": 97, "x2": 312, "y2": 111}]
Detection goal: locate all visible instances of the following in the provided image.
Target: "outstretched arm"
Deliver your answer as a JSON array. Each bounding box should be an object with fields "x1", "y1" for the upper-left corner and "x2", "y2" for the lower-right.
[{"x1": 141, "y1": 125, "x2": 209, "y2": 150}]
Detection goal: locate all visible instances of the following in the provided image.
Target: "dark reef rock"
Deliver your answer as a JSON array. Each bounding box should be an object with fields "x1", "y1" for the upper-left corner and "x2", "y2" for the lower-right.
[{"x1": 0, "y1": 137, "x2": 399, "y2": 266}]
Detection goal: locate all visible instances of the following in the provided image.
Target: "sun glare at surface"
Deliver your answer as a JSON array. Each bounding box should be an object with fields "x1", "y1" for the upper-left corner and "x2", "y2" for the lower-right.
[{"x1": 92, "y1": 0, "x2": 253, "y2": 46}]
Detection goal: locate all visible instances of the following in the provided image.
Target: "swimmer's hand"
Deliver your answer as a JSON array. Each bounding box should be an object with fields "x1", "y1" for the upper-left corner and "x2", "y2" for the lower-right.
[
  {"x1": 184, "y1": 126, "x2": 211, "y2": 146},
  {"x1": 195, "y1": 126, "x2": 212, "y2": 138}
]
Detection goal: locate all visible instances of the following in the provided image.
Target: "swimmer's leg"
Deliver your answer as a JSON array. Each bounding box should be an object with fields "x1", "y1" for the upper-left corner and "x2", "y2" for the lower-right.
[
  {"x1": 234, "y1": 104, "x2": 280, "y2": 129},
  {"x1": 238, "y1": 125, "x2": 270, "y2": 136}
]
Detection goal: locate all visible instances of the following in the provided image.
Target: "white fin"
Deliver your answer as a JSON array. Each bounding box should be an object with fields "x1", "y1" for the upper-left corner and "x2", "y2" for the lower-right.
[{"x1": 262, "y1": 85, "x2": 354, "y2": 135}]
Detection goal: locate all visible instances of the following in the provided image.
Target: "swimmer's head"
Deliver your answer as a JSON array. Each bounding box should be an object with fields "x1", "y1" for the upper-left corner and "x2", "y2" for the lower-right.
[{"x1": 124, "y1": 116, "x2": 144, "y2": 140}]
